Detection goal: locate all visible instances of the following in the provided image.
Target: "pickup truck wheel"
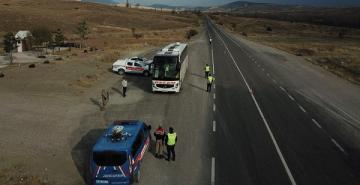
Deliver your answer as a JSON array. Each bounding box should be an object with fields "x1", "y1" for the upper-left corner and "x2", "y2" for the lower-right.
[
  {"x1": 118, "y1": 69, "x2": 125, "y2": 75},
  {"x1": 143, "y1": 71, "x2": 150, "y2": 77}
]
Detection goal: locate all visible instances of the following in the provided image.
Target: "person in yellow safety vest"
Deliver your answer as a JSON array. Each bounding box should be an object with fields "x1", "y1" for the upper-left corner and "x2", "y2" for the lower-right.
[
  {"x1": 165, "y1": 127, "x2": 177, "y2": 161},
  {"x1": 205, "y1": 64, "x2": 210, "y2": 78},
  {"x1": 207, "y1": 73, "x2": 215, "y2": 92}
]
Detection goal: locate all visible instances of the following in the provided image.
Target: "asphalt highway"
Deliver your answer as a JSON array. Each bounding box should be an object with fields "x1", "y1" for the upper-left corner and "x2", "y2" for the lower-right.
[{"x1": 206, "y1": 18, "x2": 360, "y2": 185}]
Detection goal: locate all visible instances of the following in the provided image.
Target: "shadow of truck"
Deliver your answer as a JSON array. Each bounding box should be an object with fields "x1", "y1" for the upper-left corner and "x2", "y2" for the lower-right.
[{"x1": 71, "y1": 129, "x2": 105, "y2": 185}]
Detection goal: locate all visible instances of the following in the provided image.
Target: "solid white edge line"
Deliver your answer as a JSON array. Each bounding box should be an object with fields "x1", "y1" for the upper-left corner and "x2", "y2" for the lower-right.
[
  {"x1": 211, "y1": 157, "x2": 215, "y2": 185},
  {"x1": 211, "y1": 43, "x2": 215, "y2": 75},
  {"x1": 212, "y1": 24, "x2": 297, "y2": 185},
  {"x1": 213, "y1": 121, "x2": 216, "y2": 132},
  {"x1": 311, "y1": 119, "x2": 322, "y2": 129},
  {"x1": 331, "y1": 138, "x2": 347, "y2": 154}
]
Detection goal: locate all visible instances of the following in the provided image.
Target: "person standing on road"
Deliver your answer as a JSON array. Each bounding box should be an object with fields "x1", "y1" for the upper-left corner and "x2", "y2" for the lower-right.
[
  {"x1": 154, "y1": 125, "x2": 165, "y2": 158},
  {"x1": 205, "y1": 64, "x2": 210, "y2": 78},
  {"x1": 209, "y1": 38, "x2": 212, "y2": 45},
  {"x1": 207, "y1": 73, "x2": 215, "y2": 92},
  {"x1": 165, "y1": 127, "x2": 177, "y2": 161},
  {"x1": 122, "y1": 78, "x2": 127, "y2": 97}
]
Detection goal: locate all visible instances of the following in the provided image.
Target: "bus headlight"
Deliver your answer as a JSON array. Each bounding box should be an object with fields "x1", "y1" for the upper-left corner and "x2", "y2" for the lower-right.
[{"x1": 152, "y1": 82, "x2": 157, "y2": 88}]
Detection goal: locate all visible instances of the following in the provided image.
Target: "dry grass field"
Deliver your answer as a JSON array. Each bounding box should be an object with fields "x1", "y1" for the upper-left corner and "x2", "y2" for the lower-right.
[
  {"x1": 0, "y1": 0, "x2": 200, "y2": 59},
  {"x1": 211, "y1": 14, "x2": 360, "y2": 84}
]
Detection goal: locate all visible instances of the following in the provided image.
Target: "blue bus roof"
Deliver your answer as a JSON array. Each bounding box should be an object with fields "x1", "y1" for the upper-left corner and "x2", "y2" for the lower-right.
[{"x1": 92, "y1": 120, "x2": 144, "y2": 153}]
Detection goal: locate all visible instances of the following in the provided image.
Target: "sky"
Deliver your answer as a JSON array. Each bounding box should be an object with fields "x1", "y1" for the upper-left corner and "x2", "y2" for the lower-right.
[{"x1": 115, "y1": 0, "x2": 360, "y2": 7}]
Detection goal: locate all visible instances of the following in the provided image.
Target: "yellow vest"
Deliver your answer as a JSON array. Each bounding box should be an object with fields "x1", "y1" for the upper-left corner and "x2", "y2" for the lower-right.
[
  {"x1": 167, "y1": 133, "x2": 177, "y2": 146},
  {"x1": 208, "y1": 76, "x2": 215, "y2": 83},
  {"x1": 205, "y1": 66, "x2": 210, "y2": 72}
]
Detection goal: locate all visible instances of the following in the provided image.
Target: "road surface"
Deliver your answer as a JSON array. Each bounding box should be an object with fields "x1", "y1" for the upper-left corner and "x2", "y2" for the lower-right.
[{"x1": 207, "y1": 18, "x2": 360, "y2": 185}]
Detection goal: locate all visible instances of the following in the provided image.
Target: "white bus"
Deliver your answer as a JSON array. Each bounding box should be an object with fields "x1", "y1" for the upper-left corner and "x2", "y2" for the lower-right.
[{"x1": 152, "y1": 42, "x2": 189, "y2": 93}]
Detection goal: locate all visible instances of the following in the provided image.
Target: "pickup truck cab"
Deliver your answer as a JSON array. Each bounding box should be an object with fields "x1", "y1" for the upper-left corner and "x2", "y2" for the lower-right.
[
  {"x1": 112, "y1": 57, "x2": 153, "y2": 76},
  {"x1": 90, "y1": 120, "x2": 151, "y2": 185}
]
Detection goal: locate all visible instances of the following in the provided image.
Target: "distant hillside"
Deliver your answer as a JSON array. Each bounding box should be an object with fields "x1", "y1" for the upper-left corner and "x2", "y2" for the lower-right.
[
  {"x1": 81, "y1": 0, "x2": 117, "y2": 4},
  {"x1": 220, "y1": 1, "x2": 268, "y2": 9},
  {"x1": 212, "y1": 1, "x2": 360, "y2": 29}
]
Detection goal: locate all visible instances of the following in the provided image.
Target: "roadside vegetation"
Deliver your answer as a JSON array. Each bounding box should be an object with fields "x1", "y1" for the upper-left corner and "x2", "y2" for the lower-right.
[{"x1": 210, "y1": 14, "x2": 360, "y2": 84}]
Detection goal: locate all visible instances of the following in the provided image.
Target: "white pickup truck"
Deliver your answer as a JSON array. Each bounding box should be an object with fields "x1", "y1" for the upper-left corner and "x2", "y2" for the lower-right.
[{"x1": 112, "y1": 57, "x2": 153, "y2": 76}]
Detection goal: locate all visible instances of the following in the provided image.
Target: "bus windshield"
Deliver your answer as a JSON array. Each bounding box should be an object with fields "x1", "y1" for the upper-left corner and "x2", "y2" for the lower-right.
[
  {"x1": 152, "y1": 56, "x2": 179, "y2": 80},
  {"x1": 93, "y1": 151, "x2": 127, "y2": 166}
]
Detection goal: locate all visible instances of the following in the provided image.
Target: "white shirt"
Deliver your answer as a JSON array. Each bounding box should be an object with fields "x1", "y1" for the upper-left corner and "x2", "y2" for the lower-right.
[{"x1": 122, "y1": 79, "x2": 127, "y2": 87}]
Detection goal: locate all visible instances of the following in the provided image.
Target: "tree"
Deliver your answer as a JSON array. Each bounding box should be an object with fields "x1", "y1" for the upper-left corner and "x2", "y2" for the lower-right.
[
  {"x1": 32, "y1": 27, "x2": 52, "y2": 46},
  {"x1": 76, "y1": 20, "x2": 90, "y2": 48},
  {"x1": 54, "y1": 28, "x2": 65, "y2": 51},
  {"x1": 32, "y1": 27, "x2": 53, "y2": 54},
  {"x1": 3, "y1": 32, "x2": 17, "y2": 64}
]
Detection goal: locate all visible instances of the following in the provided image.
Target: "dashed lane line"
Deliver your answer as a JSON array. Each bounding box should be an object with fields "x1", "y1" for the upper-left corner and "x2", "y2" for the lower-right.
[
  {"x1": 213, "y1": 121, "x2": 216, "y2": 132},
  {"x1": 211, "y1": 157, "x2": 215, "y2": 185},
  {"x1": 213, "y1": 93, "x2": 216, "y2": 100},
  {"x1": 311, "y1": 119, "x2": 322, "y2": 129},
  {"x1": 331, "y1": 138, "x2": 347, "y2": 155},
  {"x1": 298, "y1": 105, "x2": 307, "y2": 113},
  {"x1": 288, "y1": 95, "x2": 295, "y2": 101},
  {"x1": 213, "y1": 104, "x2": 216, "y2": 112}
]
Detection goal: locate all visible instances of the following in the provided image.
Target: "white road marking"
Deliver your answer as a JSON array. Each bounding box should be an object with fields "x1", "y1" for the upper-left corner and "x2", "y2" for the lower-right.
[
  {"x1": 288, "y1": 94, "x2": 295, "y2": 101},
  {"x1": 311, "y1": 119, "x2": 322, "y2": 129},
  {"x1": 211, "y1": 157, "x2": 215, "y2": 185},
  {"x1": 213, "y1": 104, "x2": 216, "y2": 112},
  {"x1": 214, "y1": 84, "x2": 216, "y2": 89},
  {"x1": 257, "y1": 65, "x2": 261, "y2": 67},
  {"x1": 213, "y1": 93, "x2": 216, "y2": 99},
  {"x1": 262, "y1": 68, "x2": 265, "y2": 71},
  {"x1": 298, "y1": 105, "x2": 307, "y2": 113},
  {"x1": 272, "y1": 79, "x2": 277, "y2": 83},
  {"x1": 211, "y1": 44, "x2": 215, "y2": 75},
  {"x1": 213, "y1": 121, "x2": 216, "y2": 132},
  {"x1": 280, "y1": 86, "x2": 286, "y2": 92},
  {"x1": 212, "y1": 25, "x2": 297, "y2": 185},
  {"x1": 331, "y1": 138, "x2": 347, "y2": 155},
  {"x1": 267, "y1": 73, "x2": 270, "y2": 77}
]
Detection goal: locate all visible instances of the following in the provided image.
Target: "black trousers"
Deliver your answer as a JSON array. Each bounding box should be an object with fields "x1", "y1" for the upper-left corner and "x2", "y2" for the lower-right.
[
  {"x1": 205, "y1": 71, "x2": 209, "y2": 78},
  {"x1": 123, "y1": 87, "x2": 127, "y2": 97},
  {"x1": 207, "y1": 83, "x2": 212, "y2": 92},
  {"x1": 166, "y1": 145, "x2": 175, "y2": 161}
]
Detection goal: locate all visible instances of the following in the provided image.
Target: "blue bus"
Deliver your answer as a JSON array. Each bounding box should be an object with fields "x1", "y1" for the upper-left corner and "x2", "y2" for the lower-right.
[{"x1": 90, "y1": 120, "x2": 151, "y2": 185}]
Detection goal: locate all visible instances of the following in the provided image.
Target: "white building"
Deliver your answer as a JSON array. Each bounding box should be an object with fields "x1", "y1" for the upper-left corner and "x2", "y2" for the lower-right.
[{"x1": 15, "y1": 31, "x2": 32, "y2": 53}]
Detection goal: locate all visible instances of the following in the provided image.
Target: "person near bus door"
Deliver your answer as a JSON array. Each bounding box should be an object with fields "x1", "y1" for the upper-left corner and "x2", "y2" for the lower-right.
[
  {"x1": 205, "y1": 64, "x2": 210, "y2": 78},
  {"x1": 122, "y1": 78, "x2": 127, "y2": 97},
  {"x1": 165, "y1": 127, "x2": 177, "y2": 161},
  {"x1": 207, "y1": 73, "x2": 215, "y2": 92},
  {"x1": 154, "y1": 124, "x2": 165, "y2": 159}
]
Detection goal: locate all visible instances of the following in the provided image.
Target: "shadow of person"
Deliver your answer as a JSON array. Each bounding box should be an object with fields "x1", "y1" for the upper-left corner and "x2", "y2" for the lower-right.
[
  {"x1": 71, "y1": 128, "x2": 105, "y2": 185},
  {"x1": 188, "y1": 83, "x2": 206, "y2": 92},
  {"x1": 111, "y1": 87, "x2": 123, "y2": 95},
  {"x1": 89, "y1": 97, "x2": 102, "y2": 109}
]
